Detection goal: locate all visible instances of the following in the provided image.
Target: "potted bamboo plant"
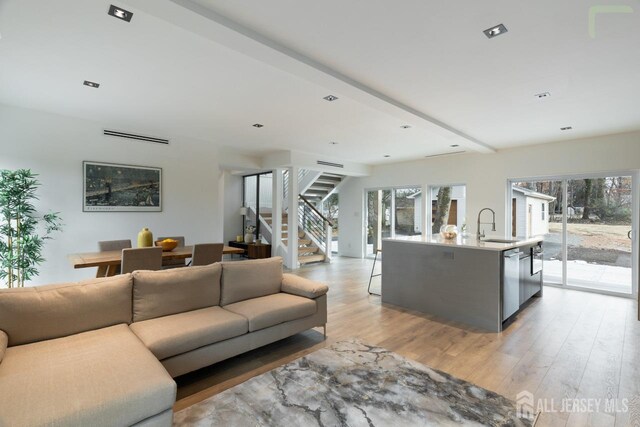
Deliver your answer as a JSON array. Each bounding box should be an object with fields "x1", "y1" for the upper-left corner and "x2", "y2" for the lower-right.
[{"x1": 0, "y1": 169, "x2": 63, "y2": 288}]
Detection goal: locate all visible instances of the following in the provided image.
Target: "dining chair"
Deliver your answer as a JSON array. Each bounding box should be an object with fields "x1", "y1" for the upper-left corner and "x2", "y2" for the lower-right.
[
  {"x1": 191, "y1": 243, "x2": 224, "y2": 266},
  {"x1": 98, "y1": 239, "x2": 132, "y2": 276},
  {"x1": 121, "y1": 247, "x2": 163, "y2": 274},
  {"x1": 157, "y1": 236, "x2": 186, "y2": 269}
]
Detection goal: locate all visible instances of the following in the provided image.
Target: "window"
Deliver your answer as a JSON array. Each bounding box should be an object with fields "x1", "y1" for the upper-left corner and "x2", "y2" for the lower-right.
[
  {"x1": 428, "y1": 184, "x2": 467, "y2": 235},
  {"x1": 541, "y1": 203, "x2": 545, "y2": 220}
]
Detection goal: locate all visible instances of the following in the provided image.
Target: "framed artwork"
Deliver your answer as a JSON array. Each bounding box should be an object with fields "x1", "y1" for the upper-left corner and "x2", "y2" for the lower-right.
[{"x1": 83, "y1": 161, "x2": 162, "y2": 212}]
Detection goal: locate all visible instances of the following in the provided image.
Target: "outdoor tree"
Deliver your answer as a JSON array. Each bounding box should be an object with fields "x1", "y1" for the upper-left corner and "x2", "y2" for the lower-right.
[
  {"x1": 582, "y1": 179, "x2": 593, "y2": 220},
  {"x1": 432, "y1": 186, "x2": 451, "y2": 234},
  {"x1": 0, "y1": 169, "x2": 63, "y2": 288},
  {"x1": 324, "y1": 193, "x2": 339, "y2": 225}
]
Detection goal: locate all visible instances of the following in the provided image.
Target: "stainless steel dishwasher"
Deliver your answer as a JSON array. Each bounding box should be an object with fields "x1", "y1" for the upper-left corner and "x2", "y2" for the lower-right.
[{"x1": 502, "y1": 249, "x2": 520, "y2": 321}]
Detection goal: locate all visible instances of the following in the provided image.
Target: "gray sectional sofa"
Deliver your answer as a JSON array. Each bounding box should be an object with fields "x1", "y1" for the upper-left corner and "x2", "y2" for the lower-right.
[{"x1": 0, "y1": 257, "x2": 328, "y2": 427}]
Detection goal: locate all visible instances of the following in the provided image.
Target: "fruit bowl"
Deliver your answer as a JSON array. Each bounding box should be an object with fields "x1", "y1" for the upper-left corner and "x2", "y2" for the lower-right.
[{"x1": 155, "y1": 239, "x2": 178, "y2": 252}]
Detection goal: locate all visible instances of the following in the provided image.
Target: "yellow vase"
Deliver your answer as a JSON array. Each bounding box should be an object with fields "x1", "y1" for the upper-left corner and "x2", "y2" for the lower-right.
[{"x1": 137, "y1": 227, "x2": 153, "y2": 248}]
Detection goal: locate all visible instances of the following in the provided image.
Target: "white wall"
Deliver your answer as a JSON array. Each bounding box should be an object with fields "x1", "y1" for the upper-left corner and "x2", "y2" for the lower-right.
[
  {"x1": 339, "y1": 131, "x2": 640, "y2": 258},
  {"x1": 0, "y1": 104, "x2": 224, "y2": 285}
]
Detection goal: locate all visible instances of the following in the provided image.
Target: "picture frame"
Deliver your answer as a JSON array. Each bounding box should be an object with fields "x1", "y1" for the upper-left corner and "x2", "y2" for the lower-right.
[{"x1": 83, "y1": 161, "x2": 162, "y2": 212}]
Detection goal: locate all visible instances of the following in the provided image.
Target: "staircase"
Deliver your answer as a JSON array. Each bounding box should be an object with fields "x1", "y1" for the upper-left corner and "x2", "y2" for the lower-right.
[
  {"x1": 301, "y1": 172, "x2": 344, "y2": 204},
  {"x1": 260, "y1": 212, "x2": 326, "y2": 265}
]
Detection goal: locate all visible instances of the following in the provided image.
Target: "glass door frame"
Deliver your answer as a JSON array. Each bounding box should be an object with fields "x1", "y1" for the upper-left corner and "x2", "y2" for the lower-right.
[
  {"x1": 242, "y1": 171, "x2": 273, "y2": 242},
  {"x1": 507, "y1": 170, "x2": 639, "y2": 298},
  {"x1": 362, "y1": 184, "x2": 424, "y2": 258}
]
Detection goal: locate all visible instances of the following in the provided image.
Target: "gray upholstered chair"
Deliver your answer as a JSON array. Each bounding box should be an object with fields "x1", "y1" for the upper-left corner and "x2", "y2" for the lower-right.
[
  {"x1": 121, "y1": 247, "x2": 163, "y2": 274},
  {"x1": 156, "y1": 236, "x2": 186, "y2": 269},
  {"x1": 191, "y1": 243, "x2": 224, "y2": 266},
  {"x1": 98, "y1": 239, "x2": 132, "y2": 276}
]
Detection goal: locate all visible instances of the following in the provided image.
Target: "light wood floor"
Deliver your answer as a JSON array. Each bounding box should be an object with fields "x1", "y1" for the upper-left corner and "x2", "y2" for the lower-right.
[{"x1": 175, "y1": 257, "x2": 640, "y2": 426}]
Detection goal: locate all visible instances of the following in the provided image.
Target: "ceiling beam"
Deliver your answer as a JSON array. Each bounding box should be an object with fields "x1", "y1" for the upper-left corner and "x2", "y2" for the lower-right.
[{"x1": 124, "y1": 0, "x2": 496, "y2": 153}]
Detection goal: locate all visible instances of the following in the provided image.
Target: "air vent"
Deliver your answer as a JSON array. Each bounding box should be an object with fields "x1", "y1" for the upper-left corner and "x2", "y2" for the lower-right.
[
  {"x1": 103, "y1": 129, "x2": 169, "y2": 145},
  {"x1": 424, "y1": 151, "x2": 466, "y2": 159},
  {"x1": 317, "y1": 160, "x2": 344, "y2": 168}
]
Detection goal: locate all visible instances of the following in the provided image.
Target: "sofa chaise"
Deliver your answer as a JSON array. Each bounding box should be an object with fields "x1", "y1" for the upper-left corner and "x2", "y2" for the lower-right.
[{"x1": 0, "y1": 257, "x2": 328, "y2": 427}]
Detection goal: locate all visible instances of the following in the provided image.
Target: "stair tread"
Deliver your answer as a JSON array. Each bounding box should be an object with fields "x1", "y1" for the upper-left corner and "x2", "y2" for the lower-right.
[
  {"x1": 298, "y1": 246, "x2": 319, "y2": 254},
  {"x1": 298, "y1": 254, "x2": 325, "y2": 264},
  {"x1": 281, "y1": 238, "x2": 312, "y2": 246}
]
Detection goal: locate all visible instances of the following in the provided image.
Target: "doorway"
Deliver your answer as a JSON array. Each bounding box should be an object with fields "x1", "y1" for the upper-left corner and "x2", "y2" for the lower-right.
[
  {"x1": 365, "y1": 187, "x2": 421, "y2": 257},
  {"x1": 509, "y1": 174, "x2": 637, "y2": 296}
]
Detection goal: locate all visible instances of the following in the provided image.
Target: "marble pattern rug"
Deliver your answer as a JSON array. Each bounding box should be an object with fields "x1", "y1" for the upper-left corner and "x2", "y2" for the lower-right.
[{"x1": 174, "y1": 340, "x2": 537, "y2": 426}]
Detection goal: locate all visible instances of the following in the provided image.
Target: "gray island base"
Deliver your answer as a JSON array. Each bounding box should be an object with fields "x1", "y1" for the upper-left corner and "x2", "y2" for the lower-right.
[{"x1": 381, "y1": 236, "x2": 543, "y2": 332}]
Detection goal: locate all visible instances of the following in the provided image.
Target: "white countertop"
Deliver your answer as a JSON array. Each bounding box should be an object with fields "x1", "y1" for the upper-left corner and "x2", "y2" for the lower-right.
[{"x1": 383, "y1": 235, "x2": 544, "y2": 251}]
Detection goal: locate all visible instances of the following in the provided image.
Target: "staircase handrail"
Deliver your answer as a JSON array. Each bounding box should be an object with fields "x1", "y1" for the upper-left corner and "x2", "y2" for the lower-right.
[{"x1": 299, "y1": 195, "x2": 334, "y2": 226}]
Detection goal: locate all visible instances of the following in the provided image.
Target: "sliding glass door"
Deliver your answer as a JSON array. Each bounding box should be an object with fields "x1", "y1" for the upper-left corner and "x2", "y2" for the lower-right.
[
  {"x1": 365, "y1": 187, "x2": 421, "y2": 257},
  {"x1": 565, "y1": 177, "x2": 633, "y2": 294},
  {"x1": 510, "y1": 180, "x2": 563, "y2": 285},
  {"x1": 510, "y1": 174, "x2": 636, "y2": 295}
]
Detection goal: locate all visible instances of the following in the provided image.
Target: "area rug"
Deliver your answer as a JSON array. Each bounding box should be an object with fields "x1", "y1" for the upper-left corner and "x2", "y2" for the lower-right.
[{"x1": 173, "y1": 339, "x2": 536, "y2": 426}]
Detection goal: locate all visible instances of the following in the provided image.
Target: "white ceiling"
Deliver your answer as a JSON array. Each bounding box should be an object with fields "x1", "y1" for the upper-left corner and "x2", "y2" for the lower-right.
[
  {"x1": 191, "y1": 0, "x2": 640, "y2": 148},
  {"x1": 1, "y1": 0, "x2": 639, "y2": 166}
]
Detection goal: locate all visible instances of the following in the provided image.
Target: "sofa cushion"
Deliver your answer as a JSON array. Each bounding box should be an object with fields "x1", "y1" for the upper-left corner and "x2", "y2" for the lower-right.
[
  {"x1": 133, "y1": 263, "x2": 222, "y2": 322},
  {"x1": 130, "y1": 306, "x2": 248, "y2": 360},
  {"x1": 221, "y1": 256, "x2": 283, "y2": 305},
  {"x1": 0, "y1": 324, "x2": 176, "y2": 427},
  {"x1": 223, "y1": 293, "x2": 317, "y2": 332},
  {"x1": 0, "y1": 275, "x2": 133, "y2": 346},
  {"x1": 0, "y1": 330, "x2": 6, "y2": 364},
  {"x1": 281, "y1": 273, "x2": 329, "y2": 299}
]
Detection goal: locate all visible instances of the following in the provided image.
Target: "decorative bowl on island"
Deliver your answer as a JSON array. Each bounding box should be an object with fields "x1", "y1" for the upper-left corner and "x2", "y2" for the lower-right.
[
  {"x1": 155, "y1": 238, "x2": 178, "y2": 251},
  {"x1": 439, "y1": 225, "x2": 458, "y2": 240}
]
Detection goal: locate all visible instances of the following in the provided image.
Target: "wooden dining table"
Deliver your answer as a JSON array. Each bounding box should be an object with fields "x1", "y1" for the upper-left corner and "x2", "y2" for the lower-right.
[{"x1": 68, "y1": 245, "x2": 245, "y2": 277}]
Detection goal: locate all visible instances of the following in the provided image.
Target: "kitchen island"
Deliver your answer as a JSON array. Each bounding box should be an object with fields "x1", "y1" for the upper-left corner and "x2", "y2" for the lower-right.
[{"x1": 381, "y1": 235, "x2": 544, "y2": 332}]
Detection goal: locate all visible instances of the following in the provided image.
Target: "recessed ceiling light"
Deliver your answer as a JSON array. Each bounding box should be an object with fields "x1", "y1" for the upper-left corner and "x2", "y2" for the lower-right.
[
  {"x1": 483, "y1": 24, "x2": 508, "y2": 39},
  {"x1": 400, "y1": 125, "x2": 412, "y2": 129},
  {"x1": 450, "y1": 144, "x2": 459, "y2": 147},
  {"x1": 108, "y1": 5, "x2": 133, "y2": 22},
  {"x1": 252, "y1": 123, "x2": 264, "y2": 128},
  {"x1": 323, "y1": 95, "x2": 339, "y2": 102},
  {"x1": 535, "y1": 92, "x2": 551, "y2": 99},
  {"x1": 83, "y1": 80, "x2": 100, "y2": 88},
  {"x1": 384, "y1": 155, "x2": 391, "y2": 158},
  {"x1": 560, "y1": 126, "x2": 573, "y2": 131}
]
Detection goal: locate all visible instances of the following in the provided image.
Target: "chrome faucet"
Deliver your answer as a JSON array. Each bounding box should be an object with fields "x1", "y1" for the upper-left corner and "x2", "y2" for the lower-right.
[{"x1": 477, "y1": 208, "x2": 496, "y2": 240}]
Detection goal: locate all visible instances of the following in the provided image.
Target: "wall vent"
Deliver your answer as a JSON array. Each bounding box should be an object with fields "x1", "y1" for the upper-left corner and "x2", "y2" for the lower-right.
[
  {"x1": 316, "y1": 160, "x2": 344, "y2": 168},
  {"x1": 103, "y1": 129, "x2": 169, "y2": 145},
  {"x1": 424, "y1": 150, "x2": 466, "y2": 159}
]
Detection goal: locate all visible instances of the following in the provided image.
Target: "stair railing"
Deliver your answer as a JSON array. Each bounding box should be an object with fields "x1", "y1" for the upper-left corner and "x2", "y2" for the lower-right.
[{"x1": 298, "y1": 195, "x2": 334, "y2": 261}]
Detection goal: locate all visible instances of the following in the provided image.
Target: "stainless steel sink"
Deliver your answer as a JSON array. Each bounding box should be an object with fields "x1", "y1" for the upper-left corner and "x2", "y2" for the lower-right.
[{"x1": 481, "y1": 238, "x2": 519, "y2": 244}]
